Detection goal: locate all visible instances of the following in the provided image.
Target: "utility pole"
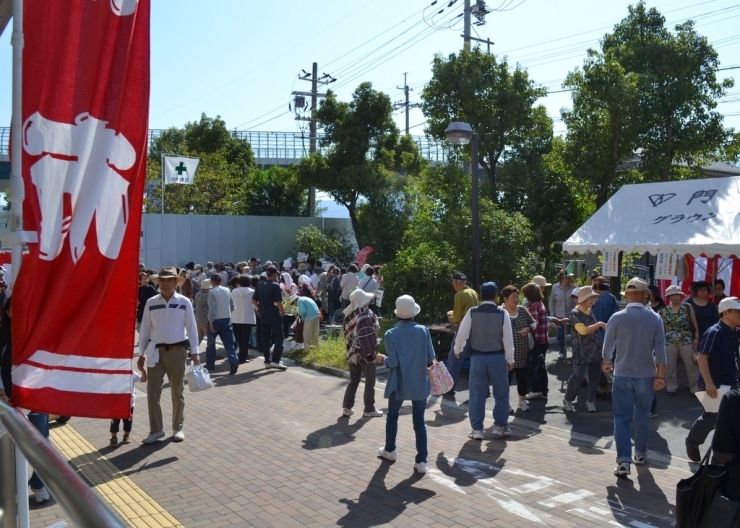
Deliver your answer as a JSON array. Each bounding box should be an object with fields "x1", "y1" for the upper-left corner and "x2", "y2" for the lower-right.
[
  {"x1": 293, "y1": 63, "x2": 335, "y2": 216},
  {"x1": 462, "y1": 0, "x2": 492, "y2": 50},
  {"x1": 394, "y1": 73, "x2": 420, "y2": 135}
]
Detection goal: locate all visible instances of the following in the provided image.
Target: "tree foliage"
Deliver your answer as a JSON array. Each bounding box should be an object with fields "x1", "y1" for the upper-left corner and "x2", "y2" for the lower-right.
[
  {"x1": 383, "y1": 164, "x2": 537, "y2": 323},
  {"x1": 421, "y1": 47, "x2": 547, "y2": 199},
  {"x1": 299, "y1": 83, "x2": 424, "y2": 245},
  {"x1": 145, "y1": 114, "x2": 255, "y2": 214},
  {"x1": 293, "y1": 224, "x2": 355, "y2": 266},
  {"x1": 602, "y1": 2, "x2": 734, "y2": 181},
  {"x1": 243, "y1": 166, "x2": 308, "y2": 217}
]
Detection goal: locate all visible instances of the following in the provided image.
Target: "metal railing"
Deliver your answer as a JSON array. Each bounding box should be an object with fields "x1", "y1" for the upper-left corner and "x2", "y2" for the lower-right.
[
  {"x1": 0, "y1": 401, "x2": 126, "y2": 528},
  {"x1": 0, "y1": 127, "x2": 449, "y2": 164}
]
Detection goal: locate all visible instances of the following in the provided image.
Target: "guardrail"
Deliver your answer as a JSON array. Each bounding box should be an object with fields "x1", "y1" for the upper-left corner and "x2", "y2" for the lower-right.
[
  {"x1": 1, "y1": 127, "x2": 449, "y2": 164},
  {"x1": 0, "y1": 401, "x2": 126, "y2": 528}
]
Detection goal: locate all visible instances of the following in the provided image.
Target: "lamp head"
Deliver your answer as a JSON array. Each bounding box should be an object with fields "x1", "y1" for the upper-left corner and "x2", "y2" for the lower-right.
[{"x1": 445, "y1": 122, "x2": 474, "y2": 145}]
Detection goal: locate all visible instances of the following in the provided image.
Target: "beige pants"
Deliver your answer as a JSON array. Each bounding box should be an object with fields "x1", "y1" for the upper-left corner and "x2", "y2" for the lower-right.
[
  {"x1": 304, "y1": 316, "x2": 321, "y2": 348},
  {"x1": 665, "y1": 343, "x2": 700, "y2": 393},
  {"x1": 147, "y1": 347, "x2": 187, "y2": 434}
]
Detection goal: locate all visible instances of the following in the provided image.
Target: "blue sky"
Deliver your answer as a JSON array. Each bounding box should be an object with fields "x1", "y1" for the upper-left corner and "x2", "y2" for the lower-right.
[{"x1": 0, "y1": 0, "x2": 738, "y2": 217}]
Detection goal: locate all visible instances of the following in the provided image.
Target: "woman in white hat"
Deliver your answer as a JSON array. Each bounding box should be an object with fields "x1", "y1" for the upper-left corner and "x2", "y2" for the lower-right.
[
  {"x1": 562, "y1": 287, "x2": 607, "y2": 413},
  {"x1": 663, "y1": 284, "x2": 701, "y2": 395},
  {"x1": 375, "y1": 295, "x2": 435, "y2": 474},
  {"x1": 341, "y1": 289, "x2": 382, "y2": 418}
]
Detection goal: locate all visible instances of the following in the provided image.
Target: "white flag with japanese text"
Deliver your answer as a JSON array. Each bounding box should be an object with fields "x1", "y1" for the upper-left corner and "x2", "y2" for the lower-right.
[{"x1": 164, "y1": 156, "x2": 199, "y2": 185}]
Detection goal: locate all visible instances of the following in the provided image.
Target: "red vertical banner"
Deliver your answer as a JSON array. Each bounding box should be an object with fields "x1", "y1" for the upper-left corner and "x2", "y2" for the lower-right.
[{"x1": 12, "y1": 0, "x2": 150, "y2": 417}]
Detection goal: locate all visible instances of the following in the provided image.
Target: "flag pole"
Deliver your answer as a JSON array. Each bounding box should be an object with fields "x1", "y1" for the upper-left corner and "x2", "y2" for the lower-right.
[
  {"x1": 9, "y1": 0, "x2": 25, "y2": 287},
  {"x1": 161, "y1": 152, "x2": 164, "y2": 214}
]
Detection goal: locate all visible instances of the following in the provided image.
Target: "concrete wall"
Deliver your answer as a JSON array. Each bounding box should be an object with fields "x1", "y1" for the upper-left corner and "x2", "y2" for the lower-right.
[{"x1": 140, "y1": 214, "x2": 353, "y2": 270}]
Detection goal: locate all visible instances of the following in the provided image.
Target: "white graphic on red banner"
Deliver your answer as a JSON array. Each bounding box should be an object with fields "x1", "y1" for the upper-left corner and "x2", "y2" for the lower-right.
[
  {"x1": 13, "y1": 0, "x2": 150, "y2": 418},
  {"x1": 23, "y1": 112, "x2": 134, "y2": 263},
  {"x1": 110, "y1": 0, "x2": 138, "y2": 16}
]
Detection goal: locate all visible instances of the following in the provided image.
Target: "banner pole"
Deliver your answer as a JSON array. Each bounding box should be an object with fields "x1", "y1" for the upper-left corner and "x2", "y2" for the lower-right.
[
  {"x1": 161, "y1": 152, "x2": 164, "y2": 214},
  {"x1": 9, "y1": 0, "x2": 25, "y2": 286}
]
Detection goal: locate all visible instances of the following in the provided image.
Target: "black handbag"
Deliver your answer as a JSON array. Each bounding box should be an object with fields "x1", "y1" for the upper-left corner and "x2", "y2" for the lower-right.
[
  {"x1": 698, "y1": 491, "x2": 740, "y2": 528},
  {"x1": 676, "y1": 447, "x2": 729, "y2": 528}
]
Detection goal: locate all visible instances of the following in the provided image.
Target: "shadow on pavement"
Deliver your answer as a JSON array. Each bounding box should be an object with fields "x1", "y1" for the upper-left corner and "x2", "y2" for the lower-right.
[
  {"x1": 302, "y1": 416, "x2": 371, "y2": 450},
  {"x1": 434, "y1": 442, "x2": 506, "y2": 488},
  {"x1": 103, "y1": 439, "x2": 176, "y2": 473},
  {"x1": 336, "y1": 462, "x2": 434, "y2": 527},
  {"x1": 606, "y1": 465, "x2": 674, "y2": 524},
  {"x1": 426, "y1": 400, "x2": 468, "y2": 428}
]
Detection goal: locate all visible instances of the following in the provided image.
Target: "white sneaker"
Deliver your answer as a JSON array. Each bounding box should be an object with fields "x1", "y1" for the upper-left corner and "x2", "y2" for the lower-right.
[
  {"x1": 342, "y1": 408, "x2": 354, "y2": 416},
  {"x1": 614, "y1": 462, "x2": 631, "y2": 476},
  {"x1": 468, "y1": 429, "x2": 484, "y2": 440},
  {"x1": 172, "y1": 430, "x2": 185, "y2": 442},
  {"x1": 32, "y1": 487, "x2": 50, "y2": 503},
  {"x1": 378, "y1": 447, "x2": 397, "y2": 461},
  {"x1": 415, "y1": 462, "x2": 427, "y2": 474},
  {"x1": 363, "y1": 410, "x2": 383, "y2": 417},
  {"x1": 563, "y1": 399, "x2": 575, "y2": 412},
  {"x1": 586, "y1": 401, "x2": 596, "y2": 413},
  {"x1": 518, "y1": 400, "x2": 530, "y2": 412},
  {"x1": 142, "y1": 431, "x2": 165, "y2": 444},
  {"x1": 491, "y1": 425, "x2": 512, "y2": 437},
  {"x1": 525, "y1": 392, "x2": 544, "y2": 400},
  {"x1": 632, "y1": 454, "x2": 646, "y2": 465},
  {"x1": 270, "y1": 361, "x2": 287, "y2": 370}
]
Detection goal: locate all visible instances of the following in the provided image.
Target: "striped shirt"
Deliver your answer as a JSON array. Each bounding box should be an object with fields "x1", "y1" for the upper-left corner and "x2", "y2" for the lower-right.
[{"x1": 139, "y1": 292, "x2": 199, "y2": 353}]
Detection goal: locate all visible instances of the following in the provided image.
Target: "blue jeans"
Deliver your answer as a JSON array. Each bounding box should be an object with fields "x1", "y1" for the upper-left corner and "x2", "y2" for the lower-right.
[
  {"x1": 205, "y1": 328, "x2": 216, "y2": 368},
  {"x1": 446, "y1": 333, "x2": 471, "y2": 392},
  {"x1": 27, "y1": 412, "x2": 49, "y2": 490},
  {"x1": 384, "y1": 392, "x2": 427, "y2": 464},
  {"x1": 208, "y1": 318, "x2": 237, "y2": 366},
  {"x1": 612, "y1": 376, "x2": 654, "y2": 463},
  {"x1": 556, "y1": 321, "x2": 566, "y2": 355},
  {"x1": 469, "y1": 354, "x2": 509, "y2": 430}
]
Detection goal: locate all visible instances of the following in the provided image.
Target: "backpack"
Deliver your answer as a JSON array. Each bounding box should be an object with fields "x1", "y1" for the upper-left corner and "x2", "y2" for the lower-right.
[{"x1": 349, "y1": 310, "x2": 378, "y2": 362}]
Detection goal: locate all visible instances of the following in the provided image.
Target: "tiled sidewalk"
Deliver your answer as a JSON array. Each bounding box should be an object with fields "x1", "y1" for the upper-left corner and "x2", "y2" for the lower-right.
[{"x1": 29, "y1": 354, "x2": 688, "y2": 527}]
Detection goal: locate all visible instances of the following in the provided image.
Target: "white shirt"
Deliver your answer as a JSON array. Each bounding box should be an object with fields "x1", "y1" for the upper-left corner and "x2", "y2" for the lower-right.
[
  {"x1": 310, "y1": 272, "x2": 320, "y2": 291},
  {"x1": 231, "y1": 287, "x2": 256, "y2": 324},
  {"x1": 453, "y1": 301, "x2": 515, "y2": 364},
  {"x1": 340, "y1": 272, "x2": 359, "y2": 300},
  {"x1": 138, "y1": 292, "x2": 199, "y2": 363}
]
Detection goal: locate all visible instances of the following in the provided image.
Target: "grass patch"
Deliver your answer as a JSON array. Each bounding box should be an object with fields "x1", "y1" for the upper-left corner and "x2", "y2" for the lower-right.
[{"x1": 286, "y1": 317, "x2": 399, "y2": 370}]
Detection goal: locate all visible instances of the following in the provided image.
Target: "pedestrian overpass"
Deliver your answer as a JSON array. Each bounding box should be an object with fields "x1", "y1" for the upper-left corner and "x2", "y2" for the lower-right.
[{"x1": 0, "y1": 127, "x2": 450, "y2": 180}]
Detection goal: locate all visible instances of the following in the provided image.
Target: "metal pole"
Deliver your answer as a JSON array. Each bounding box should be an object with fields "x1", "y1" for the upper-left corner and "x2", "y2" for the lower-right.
[
  {"x1": 464, "y1": 0, "x2": 471, "y2": 50},
  {"x1": 9, "y1": 0, "x2": 25, "y2": 284},
  {"x1": 308, "y1": 62, "x2": 317, "y2": 217},
  {"x1": 0, "y1": 403, "x2": 126, "y2": 528},
  {"x1": 404, "y1": 72, "x2": 410, "y2": 135},
  {"x1": 471, "y1": 133, "x2": 480, "y2": 292},
  {"x1": 14, "y1": 443, "x2": 29, "y2": 528},
  {"x1": 0, "y1": 434, "x2": 18, "y2": 528},
  {"x1": 161, "y1": 153, "x2": 164, "y2": 214}
]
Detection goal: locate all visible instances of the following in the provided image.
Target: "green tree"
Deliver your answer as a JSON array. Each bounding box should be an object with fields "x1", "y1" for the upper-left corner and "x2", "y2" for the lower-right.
[
  {"x1": 383, "y1": 164, "x2": 536, "y2": 322},
  {"x1": 602, "y1": 2, "x2": 734, "y2": 181},
  {"x1": 561, "y1": 51, "x2": 641, "y2": 207},
  {"x1": 299, "y1": 83, "x2": 415, "y2": 245},
  {"x1": 421, "y1": 47, "x2": 547, "y2": 199},
  {"x1": 293, "y1": 224, "x2": 355, "y2": 266},
  {"x1": 243, "y1": 166, "x2": 308, "y2": 217},
  {"x1": 145, "y1": 114, "x2": 255, "y2": 214}
]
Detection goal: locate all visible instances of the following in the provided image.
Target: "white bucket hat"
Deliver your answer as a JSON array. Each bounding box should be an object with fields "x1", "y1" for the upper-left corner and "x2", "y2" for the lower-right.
[
  {"x1": 665, "y1": 285, "x2": 684, "y2": 298},
  {"x1": 394, "y1": 295, "x2": 421, "y2": 319},
  {"x1": 531, "y1": 275, "x2": 552, "y2": 287},
  {"x1": 200, "y1": 279, "x2": 213, "y2": 290},
  {"x1": 577, "y1": 287, "x2": 599, "y2": 304}
]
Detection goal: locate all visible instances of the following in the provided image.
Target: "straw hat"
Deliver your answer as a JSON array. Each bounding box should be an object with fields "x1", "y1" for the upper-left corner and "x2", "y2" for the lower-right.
[{"x1": 531, "y1": 275, "x2": 552, "y2": 287}]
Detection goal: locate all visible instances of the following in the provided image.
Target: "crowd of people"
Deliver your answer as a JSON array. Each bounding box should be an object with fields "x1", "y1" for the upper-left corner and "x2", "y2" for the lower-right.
[{"x1": 2, "y1": 254, "x2": 739, "y2": 503}]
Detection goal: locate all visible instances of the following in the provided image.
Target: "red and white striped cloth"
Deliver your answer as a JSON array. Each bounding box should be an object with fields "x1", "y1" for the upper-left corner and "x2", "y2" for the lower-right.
[{"x1": 657, "y1": 255, "x2": 740, "y2": 301}]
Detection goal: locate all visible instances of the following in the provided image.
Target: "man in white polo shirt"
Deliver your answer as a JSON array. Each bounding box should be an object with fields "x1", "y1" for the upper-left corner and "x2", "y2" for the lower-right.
[{"x1": 137, "y1": 266, "x2": 200, "y2": 444}]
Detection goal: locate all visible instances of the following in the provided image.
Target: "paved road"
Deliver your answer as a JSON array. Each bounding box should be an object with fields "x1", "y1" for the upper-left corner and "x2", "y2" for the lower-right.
[
  {"x1": 442, "y1": 344, "x2": 705, "y2": 466},
  {"x1": 20, "y1": 338, "x2": 694, "y2": 527}
]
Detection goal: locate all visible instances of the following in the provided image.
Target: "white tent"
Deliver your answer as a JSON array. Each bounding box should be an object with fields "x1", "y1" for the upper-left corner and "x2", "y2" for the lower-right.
[{"x1": 563, "y1": 175, "x2": 740, "y2": 258}]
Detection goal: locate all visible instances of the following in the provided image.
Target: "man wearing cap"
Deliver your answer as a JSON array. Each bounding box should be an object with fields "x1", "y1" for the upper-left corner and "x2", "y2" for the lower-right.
[
  {"x1": 252, "y1": 265, "x2": 288, "y2": 369},
  {"x1": 685, "y1": 296, "x2": 740, "y2": 462},
  {"x1": 137, "y1": 267, "x2": 200, "y2": 444},
  {"x1": 445, "y1": 272, "x2": 480, "y2": 395},
  {"x1": 602, "y1": 277, "x2": 666, "y2": 475},
  {"x1": 454, "y1": 282, "x2": 515, "y2": 439}
]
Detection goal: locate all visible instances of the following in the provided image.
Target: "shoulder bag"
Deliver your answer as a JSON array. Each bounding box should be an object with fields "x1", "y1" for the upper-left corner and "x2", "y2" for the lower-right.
[{"x1": 676, "y1": 447, "x2": 729, "y2": 527}]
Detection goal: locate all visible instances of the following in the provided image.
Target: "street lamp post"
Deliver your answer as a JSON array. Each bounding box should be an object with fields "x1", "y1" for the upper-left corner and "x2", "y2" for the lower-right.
[{"x1": 445, "y1": 122, "x2": 480, "y2": 292}]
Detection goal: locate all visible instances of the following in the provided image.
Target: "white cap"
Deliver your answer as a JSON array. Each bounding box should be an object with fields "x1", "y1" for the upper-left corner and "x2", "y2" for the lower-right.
[{"x1": 718, "y1": 296, "x2": 740, "y2": 314}]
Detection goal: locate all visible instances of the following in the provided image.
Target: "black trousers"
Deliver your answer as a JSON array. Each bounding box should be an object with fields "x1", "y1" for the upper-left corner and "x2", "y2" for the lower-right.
[
  {"x1": 260, "y1": 320, "x2": 284, "y2": 364},
  {"x1": 233, "y1": 323, "x2": 255, "y2": 363},
  {"x1": 110, "y1": 407, "x2": 134, "y2": 433},
  {"x1": 527, "y1": 342, "x2": 549, "y2": 396}
]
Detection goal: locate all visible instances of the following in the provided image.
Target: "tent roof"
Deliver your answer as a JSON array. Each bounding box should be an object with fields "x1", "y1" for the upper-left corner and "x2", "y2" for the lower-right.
[{"x1": 562, "y1": 175, "x2": 740, "y2": 258}]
